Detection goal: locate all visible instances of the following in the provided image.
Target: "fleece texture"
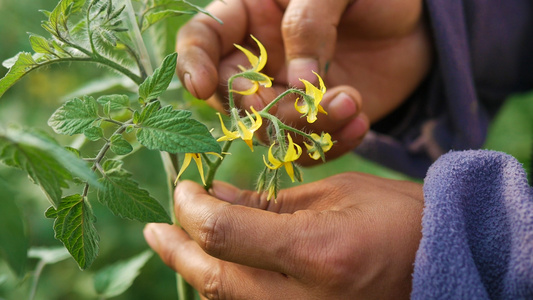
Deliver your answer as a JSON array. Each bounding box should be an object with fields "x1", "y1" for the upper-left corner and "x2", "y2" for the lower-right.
[{"x1": 412, "y1": 150, "x2": 533, "y2": 299}]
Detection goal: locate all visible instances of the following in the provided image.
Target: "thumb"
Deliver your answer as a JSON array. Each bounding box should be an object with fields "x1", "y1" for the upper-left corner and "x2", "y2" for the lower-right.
[{"x1": 282, "y1": 0, "x2": 352, "y2": 87}]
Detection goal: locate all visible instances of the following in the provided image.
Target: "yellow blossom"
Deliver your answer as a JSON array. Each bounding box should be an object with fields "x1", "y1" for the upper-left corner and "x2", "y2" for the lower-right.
[
  {"x1": 232, "y1": 35, "x2": 273, "y2": 95},
  {"x1": 304, "y1": 132, "x2": 333, "y2": 160},
  {"x1": 294, "y1": 71, "x2": 327, "y2": 123},
  {"x1": 175, "y1": 152, "x2": 222, "y2": 186},
  {"x1": 217, "y1": 107, "x2": 263, "y2": 151},
  {"x1": 263, "y1": 134, "x2": 302, "y2": 182}
]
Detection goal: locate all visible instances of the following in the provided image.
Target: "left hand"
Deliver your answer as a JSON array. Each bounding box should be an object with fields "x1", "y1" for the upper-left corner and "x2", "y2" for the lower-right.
[{"x1": 144, "y1": 173, "x2": 424, "y2": 299}]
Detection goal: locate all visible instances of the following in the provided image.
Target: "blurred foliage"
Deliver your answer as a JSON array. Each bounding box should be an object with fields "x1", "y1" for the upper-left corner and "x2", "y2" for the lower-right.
[{"x1": 0, "y1": 0, "x2": 531, "y2": 299}]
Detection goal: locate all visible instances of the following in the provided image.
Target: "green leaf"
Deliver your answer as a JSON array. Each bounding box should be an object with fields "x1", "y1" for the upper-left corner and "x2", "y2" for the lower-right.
[
  {"x1": 29, "y1": 34, "x2": 55, "y2": 55},
  {"x1": 48, "y1": 96, "x2": 100, "y2": 135},
  {"x1": 44, "y1": 0, "x2": 86, "y2": 37},
  {"x1": 110, "y1": 134, "x2": 133, "y2": 155},
  {"x1": 84, "y1": 126, "x2": 104, "y2": 141},
  {"x1": 141, "y1": 9, "x2": 195, "y2": 32},
  {"x1": 0, "y1": 178, "x2": 28, "y2": 278},
  {"x1": 141, "y1": 0, "x2": 222, "y2": 32},
  {"x1": 138, "y1": 53, "x2": 177, "y2": 103},
  {"x1": 94, "y1": 250, "x2": 153, "y2": 298},
  {"x1": 28, "y1": 246, "x2": 70, "y2": 265},
  {"x1": 48, "y1": 194, "x2": 99, "y2": 270},
  {"x1": 136, "y1": 105, "x2": 220, "y2": 153},
  {"x1": 97, "y1": 94, "x2": 130, "y2": 110},
  {"x1": 0, "y1": 127, "x2": 99, "y2": 207},
  {"x1": 97, "y1": 163, "x2": 171, "y2": 223},
  {"x1": 0, "y1": 52, "x2": 39, "y2": 98}
]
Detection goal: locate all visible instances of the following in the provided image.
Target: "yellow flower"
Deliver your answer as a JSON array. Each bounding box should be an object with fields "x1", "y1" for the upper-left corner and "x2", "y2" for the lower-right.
[
  {"x1": 294, "y1": 71, "x2": 327, "y2": 123},
  {"x1": 304, "y1": 132, "x2": 333, "y2": 160},
  {"x1": 263, "y1": 134, "x2": 302, "y2": 182},
  {"x1": 232, "y1": 35, "x2": 273, "y2": 95},
  {"x1": 217, "y1": 107, "x2": 263, "y2": 151},
  {"x1": 175, "y1": 152, "x2": 222, "y2": 186}
]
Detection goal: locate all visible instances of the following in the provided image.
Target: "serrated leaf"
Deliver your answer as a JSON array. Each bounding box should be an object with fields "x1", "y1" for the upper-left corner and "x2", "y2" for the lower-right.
[
  {"x1": 50, "y1": 194, "x2": 99, "y2": 270},
  {"x1": 28, "y1": 246, "x2": 70, "y2": 265},
  {"x1": 0, "y1": 52, "x2": 39, "y2": 98},
  {"x1": 110, "y1": 134, "x2": 133, "y2": 155},
  {"x1": 101, "y1": 159, "x2": 123, "y2": 173},
  {"x1": 138, "y1": 53, "x2": 177, "y2": 103},
  {"x1": 137, "y1": 101, "x2": 161, "y2": 124},
  {"x1": 97, "y1": 167, "x2": 171, "y2": 223},
  {"x1": 97, "y1": 94, "x2": 130, "y2": 110},
  {"x1": 45, "y1": 0, "x2": 86, "y2": 36},
  {"x1": 0, "y1": 127, "x2": 99, "y2": 207},
  {"x1": 48, "y1": 96, "x2": 100, "y2": 135},
  {"x1": 0, "y1": 136, "x2": 71, "y2": 207},
  {"x1": 94, "y1": 250, "x2": 153, "y2": 298},
  {"x1": 0, "y1": 178, "x2": 28, "y2": 278},
  {"x1": 136, "y1": 105, "x2": 219, "y2": 153},
  {"x1": 29, "y1": 34, "x2": 55, "y2": 55},
  {"x1": 84, "y1": 126, "x2": 104, "y2": 141},
  {"x1": 133, "y1": 111, "x2": 141, "y2": 124}
]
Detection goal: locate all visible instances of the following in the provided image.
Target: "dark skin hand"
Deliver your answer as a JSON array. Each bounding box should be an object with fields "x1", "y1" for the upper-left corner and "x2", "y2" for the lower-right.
[
  {"x1": 175, "y1": 0, "x2": 433, "y2": 165},
  {"x1": 145, "y1": 173, "x2": 424, "y2": 299}
]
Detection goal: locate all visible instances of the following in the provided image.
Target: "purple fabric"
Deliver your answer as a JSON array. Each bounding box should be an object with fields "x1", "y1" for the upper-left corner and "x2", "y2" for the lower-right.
[
  {"x1": 412, "y1": 150, "x2": 533, "y2": 299},
  {"x1": 355, "y1": 0, "x2": 533, "y2": 178}
]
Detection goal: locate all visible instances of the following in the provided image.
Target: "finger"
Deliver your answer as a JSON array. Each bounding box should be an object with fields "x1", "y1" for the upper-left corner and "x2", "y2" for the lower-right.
[
  {"x1": 173, "y1": 180, "x2": 329, "y2": 275},
  {"x1": 144, "y1": 223, "x2": 293, "y2": 299},
  {"x1": 210, "y1": 179, "x2": 349, "y2": 212},
  {"x1": 176, "y1": 0, "x2": 248, "y2": 99},
  {"x1": 281, "y1": 0, "x2": 352, "y2": 86},
  {"x1": 298, "y1": 113, "x2": 369, "y2": 166},
  {"x1": 276, "y1": 85, "x2": 362, "y2": 133}
]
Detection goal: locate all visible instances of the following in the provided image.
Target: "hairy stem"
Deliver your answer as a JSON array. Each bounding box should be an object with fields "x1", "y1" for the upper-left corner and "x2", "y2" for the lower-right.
[{"x1": 204, "y1": 140, "x2": 233, "y2": 190}]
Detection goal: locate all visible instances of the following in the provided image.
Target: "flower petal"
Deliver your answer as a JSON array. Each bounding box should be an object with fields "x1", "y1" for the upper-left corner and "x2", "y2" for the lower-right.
[
  {"x1": 175, "y1": 153, "x2": 193, "y2": 185},
  {"x1": 264, "y1": 144, "x2": 282, "y2": 169},
  {"x1": 231, "y1": 81, "x2": 259, "y2": 95},
  {"x1": 251, "y1": 35, "x2": 267, "y2": 71},
  {"x1": 191, "y1": 154, "x2": 206, "y2": 186},
  {"x1": 216, "y1": 113, "x2": 239, "y2": 141},
  {"x1": 234, "y1": 43, "x2": 259, "y2": 70},
  {"x1": 284, "y1": 162, "x2": 296, "y2": 182}
]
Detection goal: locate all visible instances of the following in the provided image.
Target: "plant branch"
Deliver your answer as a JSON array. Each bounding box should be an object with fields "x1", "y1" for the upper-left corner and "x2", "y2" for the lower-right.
[
  {"x1": 204, "y1": 140, "x2": 233, "y2": 190},
  {"x1": 28, "y1": 260, "x2": 46, "y2": 300}
]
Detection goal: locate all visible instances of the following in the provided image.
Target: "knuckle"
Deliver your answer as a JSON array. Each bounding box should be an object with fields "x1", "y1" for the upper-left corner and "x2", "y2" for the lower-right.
[
  {"x1": 200, "y1": 264, "x2": 226, "y2": 300},
  {"x1": 198, "y1": 207, "x2": 230, "y2": 257},
  {"x1": 282, "y1": 8, "x2": 318, "y2": 39}
]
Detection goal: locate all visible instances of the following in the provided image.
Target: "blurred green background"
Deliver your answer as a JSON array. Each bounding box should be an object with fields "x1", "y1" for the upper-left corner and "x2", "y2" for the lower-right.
[{"x1": 0, "y1": 0, "x2": 531, "y2": 299}]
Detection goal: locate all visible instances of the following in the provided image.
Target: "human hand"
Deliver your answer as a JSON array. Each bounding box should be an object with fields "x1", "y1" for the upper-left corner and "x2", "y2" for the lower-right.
[
  {"x1": 144, "y1": 173, "x2": 424, "y2": 299},
  {"x1": 176, "y1": 0, "x2": 431, "y2": 164}
]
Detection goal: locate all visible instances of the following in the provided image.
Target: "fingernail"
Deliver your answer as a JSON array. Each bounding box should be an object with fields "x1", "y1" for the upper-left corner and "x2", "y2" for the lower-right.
[
  {"x1": 143, "y1": 224, "x2": 160, "y2": 249},
  {"x1": 183, "y1": 73, "x2": 198, "y2": 97},
  {"x1": 211, "y1": 181, "x2": 239, "y2": 202},
  {"x1": 327, "y1": 92, "x2": 357, "y2": 121},
  {"x1": 288, "y1": 58, "x2": 319, "y2": 87}
]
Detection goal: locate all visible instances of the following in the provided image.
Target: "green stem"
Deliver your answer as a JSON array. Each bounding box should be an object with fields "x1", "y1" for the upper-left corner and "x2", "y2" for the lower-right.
[
  {"x1": 123, "y1": 1, "x2": 192, "y2": 298},
  {"x1": 28, "y1": 260, "x2": 46, "y2": 300},
  {"x1": 261, "y1": 88, "x2": 306, "y2": 113},
  {"x1": 204, "y1": 140, "x2": 233, "y2": 190},
  {"x1": 82, "y1": 121, "x2": 132, "y2": 198}
]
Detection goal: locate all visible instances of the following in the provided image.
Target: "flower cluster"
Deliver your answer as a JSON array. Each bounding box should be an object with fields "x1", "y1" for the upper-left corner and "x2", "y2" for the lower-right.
[{"x1": 176, "y1": 35, "x2": 334, "y2": 200}]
